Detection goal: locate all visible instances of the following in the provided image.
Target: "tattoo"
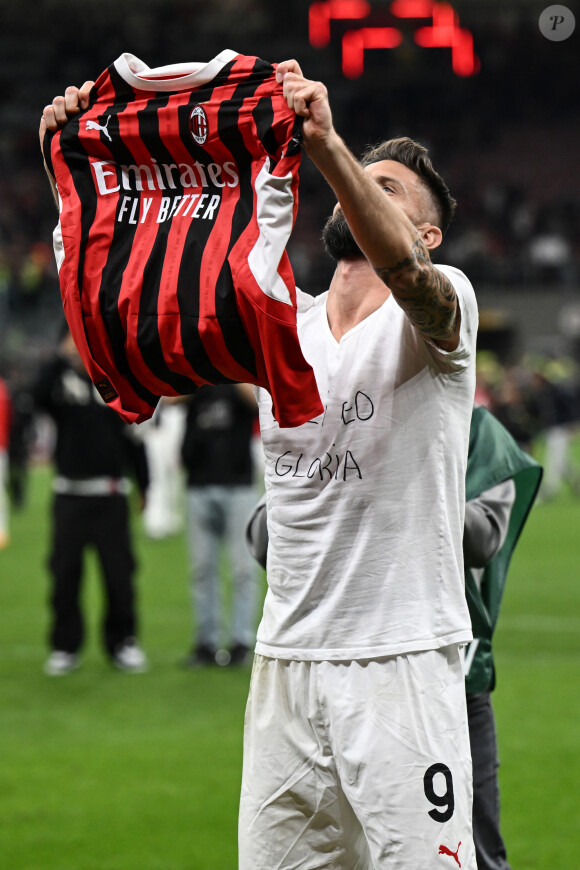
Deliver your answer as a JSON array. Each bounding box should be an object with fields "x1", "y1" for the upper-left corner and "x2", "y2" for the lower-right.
[{"x1": 375, "y1": 238, "x2": 458, "y2": 342}]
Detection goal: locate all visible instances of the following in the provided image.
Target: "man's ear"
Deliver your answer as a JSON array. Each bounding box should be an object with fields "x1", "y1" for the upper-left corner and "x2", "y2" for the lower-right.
[{"x1": 420, "y1": 224, "x2": 443, "y2": 251}]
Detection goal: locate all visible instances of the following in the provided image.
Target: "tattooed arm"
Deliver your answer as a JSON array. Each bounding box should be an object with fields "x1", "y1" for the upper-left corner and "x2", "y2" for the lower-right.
[{"x1": 376, "y1": 238, "x2": 460, "y2": 352}]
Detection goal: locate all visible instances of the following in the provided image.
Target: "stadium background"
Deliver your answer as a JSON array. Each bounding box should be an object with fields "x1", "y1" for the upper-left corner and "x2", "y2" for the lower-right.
[
  {"x1": 1, "y1": 1, "x2": 579, "y2": 868},
  {"x1": 2, "y1": 0, "x2": 580, "y2": 367}
]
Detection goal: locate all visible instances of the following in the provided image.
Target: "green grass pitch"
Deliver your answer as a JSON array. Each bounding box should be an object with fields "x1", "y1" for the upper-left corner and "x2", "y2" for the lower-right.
[{"x1": 1, "y1": 458, "x2": 579, "y2": 869}]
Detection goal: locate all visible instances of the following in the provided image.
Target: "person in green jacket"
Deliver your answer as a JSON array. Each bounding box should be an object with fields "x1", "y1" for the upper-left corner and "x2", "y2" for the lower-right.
[
  {"x1": 246, "y1": 404, "x2": 542, "y2": 870},
  {"x1": 462, "y1": 404, "x2": 542, "y2": 869}
]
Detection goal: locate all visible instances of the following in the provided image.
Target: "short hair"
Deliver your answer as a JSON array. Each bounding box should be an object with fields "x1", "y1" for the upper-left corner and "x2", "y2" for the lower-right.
[{"x1": 361, "y1": 137, "x2": 457, "y2": 235}]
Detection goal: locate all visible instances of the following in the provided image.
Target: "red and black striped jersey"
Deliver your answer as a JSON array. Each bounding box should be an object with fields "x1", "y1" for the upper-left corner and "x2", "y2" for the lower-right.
[{"x1": 44, "y1": 51, "x2": 323, "y2": 427}]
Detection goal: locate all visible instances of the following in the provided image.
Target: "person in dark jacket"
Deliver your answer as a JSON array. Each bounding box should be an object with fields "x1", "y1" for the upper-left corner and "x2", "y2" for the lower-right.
[{"x1": 33, "y1": 330, "x2": 149, "y2": 676}]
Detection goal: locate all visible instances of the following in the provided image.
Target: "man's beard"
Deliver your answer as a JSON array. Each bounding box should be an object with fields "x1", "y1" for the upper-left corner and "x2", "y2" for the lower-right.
[{"x1": 321, "y1": 209, "x2": 364, "y2": 262}]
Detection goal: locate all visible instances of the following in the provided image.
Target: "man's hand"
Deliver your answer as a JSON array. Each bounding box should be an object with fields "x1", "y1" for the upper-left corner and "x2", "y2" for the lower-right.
[
  {"x1": 39, "y1": 81, "x2": 95, "y2": 149},
  {"x1": 276, "y1": 60, "x2": 336, "y2": 154}
]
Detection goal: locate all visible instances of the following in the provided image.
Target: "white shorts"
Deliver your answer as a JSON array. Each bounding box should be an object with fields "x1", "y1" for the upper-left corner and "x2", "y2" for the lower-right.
[{"x1": 239, "y1": 645, "x2": 476, "y2": 870}]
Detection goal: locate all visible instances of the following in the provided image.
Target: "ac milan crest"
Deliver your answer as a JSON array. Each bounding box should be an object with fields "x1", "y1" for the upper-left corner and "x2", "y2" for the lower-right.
[{"x1": 189, "y1": 105, "x2": 209, "y2": 145}]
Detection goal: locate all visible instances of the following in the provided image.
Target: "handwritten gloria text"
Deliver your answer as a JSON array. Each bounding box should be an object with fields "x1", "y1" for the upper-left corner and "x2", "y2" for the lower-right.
[{"x1": 274, "y1": 450, "x2": 362, "y2": 481}]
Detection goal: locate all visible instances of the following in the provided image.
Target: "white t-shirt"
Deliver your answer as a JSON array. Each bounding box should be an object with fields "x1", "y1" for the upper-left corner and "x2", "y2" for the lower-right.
[{"x1": 256, "y1": 265, "x2": 478, "y2": 660}]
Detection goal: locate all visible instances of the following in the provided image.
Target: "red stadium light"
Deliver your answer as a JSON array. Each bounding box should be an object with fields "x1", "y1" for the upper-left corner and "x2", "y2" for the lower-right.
[
  {"x1": 415, "y1": 2, "x2": 480, "y2": 76},
  {"x1": 390, "y1": 0, "x2": 434, "y2": 18},
  {"x1": 450, "y1": 28, "x2": 480, "y2": 76},
  {"x1": 309, "y1": 0, "x2": 372, "y2": 48},
  {"x1": 414, "y1": 2, "x2": 457, "y2": 46},
  {"x1": 342, "y1": 27, "x2": 404, "y2": 78},
  {"x1": 308, "y1": 0, "x2": 479, "y2": 77}
]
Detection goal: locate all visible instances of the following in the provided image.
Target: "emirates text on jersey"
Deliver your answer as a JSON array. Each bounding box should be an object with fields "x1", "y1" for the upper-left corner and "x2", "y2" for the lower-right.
[{"x1": 91, "y1": 158, "x2": 239, "y2": 225}]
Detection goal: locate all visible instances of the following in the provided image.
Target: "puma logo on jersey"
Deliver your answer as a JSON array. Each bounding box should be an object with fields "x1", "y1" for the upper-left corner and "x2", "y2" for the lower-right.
[
  {"x1": 439, "y1": 842, "x2": 462, "y2": 867},
  {"x1": 86, "y1": 117, "x2": 112, "y2": 142}
]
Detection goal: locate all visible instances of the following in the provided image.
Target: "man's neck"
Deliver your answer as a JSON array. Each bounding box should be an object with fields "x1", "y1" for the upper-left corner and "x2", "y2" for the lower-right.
[{"x1": 326, "y1": 259, "x2": 391, "y2": 341}]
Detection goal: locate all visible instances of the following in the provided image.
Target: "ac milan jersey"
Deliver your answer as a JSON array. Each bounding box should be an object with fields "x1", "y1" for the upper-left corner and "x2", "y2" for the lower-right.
[{"x1": 43, "y1": 51, "x2": 323, "y2": 426}]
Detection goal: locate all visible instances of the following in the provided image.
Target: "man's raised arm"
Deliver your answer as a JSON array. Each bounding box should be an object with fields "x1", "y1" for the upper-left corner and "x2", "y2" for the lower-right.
[{"x1": 277, "y1": 60, "x2": 460, "y2": 351}]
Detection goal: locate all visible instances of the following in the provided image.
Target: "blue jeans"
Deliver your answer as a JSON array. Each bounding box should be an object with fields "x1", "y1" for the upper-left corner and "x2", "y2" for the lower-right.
[{"x1": 186, "y1": 485, "x2": 259, "y2": 650}]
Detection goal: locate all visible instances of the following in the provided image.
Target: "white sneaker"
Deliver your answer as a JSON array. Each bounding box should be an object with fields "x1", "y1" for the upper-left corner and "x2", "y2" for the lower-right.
[
  {"x1": 44, "y1": 651, "x2": 80, "y2": 676},
  {"x1": 112, "y1": 642, "x2": 148, "y2": 673}
]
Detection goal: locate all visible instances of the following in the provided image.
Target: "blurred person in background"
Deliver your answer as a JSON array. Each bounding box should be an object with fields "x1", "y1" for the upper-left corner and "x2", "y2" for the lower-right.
[
  {"x1": 464, "y1": 404, "x2": 542, "y2": 870},
  {"x1": 0, "y1": 372, "x2": 12, "y2": 548},
  {"x1": 180, "y1": 384, "x2": 259, "y2": 668},
  {"x1": 32, "y1": 329, "x2": 149, "y2": 676},
  {"x1": 527, "y1": 366, "x2": 580, "y2": 501},
  {"x1": 246, "y1": 403, "x2": 543, "y2": 870},
  {"x1": 140, "y1": 399, "x2": 186, "y2": 540},
  {"x1": 527, "y1": 213, "x2": 576, "y2": 286},
  {"x1": 6, "y1": 361, "x2": 35, "y2": 511},
  {"x1": 490, "y1": 366, "x2": 539, "y2": 452}
]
